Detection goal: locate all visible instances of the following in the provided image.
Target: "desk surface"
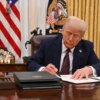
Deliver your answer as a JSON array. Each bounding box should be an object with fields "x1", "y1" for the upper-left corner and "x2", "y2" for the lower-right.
[
  {"x1": 0, "y1": 63, "x2": 27, "y2": 71},
  {"x1": 0, "y1": 81, "x2": 100, "y2": 100}
]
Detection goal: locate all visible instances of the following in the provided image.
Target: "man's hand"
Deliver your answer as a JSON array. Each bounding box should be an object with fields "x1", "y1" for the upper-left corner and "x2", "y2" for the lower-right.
[
  {"x1": 42, "y1": 63, "x2": 58, "y2": 75},
  {"x1": 71, "y1": 66, "x2": 93, "y2": 79}
]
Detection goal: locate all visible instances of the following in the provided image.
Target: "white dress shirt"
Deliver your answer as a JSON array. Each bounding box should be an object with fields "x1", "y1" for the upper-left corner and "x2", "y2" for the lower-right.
[
  {"x1": 59, "y1": 40, "x2": 74, "y2": 74},
  {"x1": 59, "y1": 40, "x2": 97, "y2": 76}
]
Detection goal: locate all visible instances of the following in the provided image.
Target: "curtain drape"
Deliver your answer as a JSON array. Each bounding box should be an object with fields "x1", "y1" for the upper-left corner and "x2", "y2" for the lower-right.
[{"x1": 67, "y1": 0, "x2": 100, "y2": 58}]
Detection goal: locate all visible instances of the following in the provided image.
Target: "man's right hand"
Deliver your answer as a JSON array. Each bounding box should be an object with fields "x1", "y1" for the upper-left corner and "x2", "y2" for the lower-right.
[{"x1": 42, "y1": 63, "x2": 58, "y2": 75}]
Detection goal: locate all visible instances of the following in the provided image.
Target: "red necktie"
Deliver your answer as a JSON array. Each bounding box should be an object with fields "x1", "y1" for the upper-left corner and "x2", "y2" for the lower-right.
[{"x1": 60, "y1": 49, "x2": 70, "y2": 74}]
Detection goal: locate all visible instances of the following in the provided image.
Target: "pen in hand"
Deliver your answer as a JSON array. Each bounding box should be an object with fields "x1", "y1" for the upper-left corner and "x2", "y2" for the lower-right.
[{"x1": 56, "y1": 71, "x2": 61, "y2": 78}]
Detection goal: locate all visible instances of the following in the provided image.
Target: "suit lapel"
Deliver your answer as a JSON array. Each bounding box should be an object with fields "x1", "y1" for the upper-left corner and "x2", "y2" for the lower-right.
[
  {"x1": 72, "y1": 42, "x2": 84, "y2": 73},
  {"x1": 52, "y1": 34, "x2": 62, "y2": 69}
]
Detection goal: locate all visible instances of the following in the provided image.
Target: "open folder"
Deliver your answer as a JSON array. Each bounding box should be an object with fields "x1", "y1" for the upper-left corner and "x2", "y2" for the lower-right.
[
  {"x1": 13, "y1": 71, "x2": 62, "y2": 89},
  {"x1": 60, "y1": 75, "x2": 100, "y2": 84}
]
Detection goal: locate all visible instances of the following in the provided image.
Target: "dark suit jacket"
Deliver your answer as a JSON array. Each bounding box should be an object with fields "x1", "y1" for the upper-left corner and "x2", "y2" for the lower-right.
[{"x1": 27, "y1": 33, "x2": 100, "y2": 75}]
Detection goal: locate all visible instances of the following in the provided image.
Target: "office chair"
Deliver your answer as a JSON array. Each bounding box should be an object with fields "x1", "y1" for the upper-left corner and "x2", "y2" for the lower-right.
[{"x1": 23, "y1": 35, "x2": 57, "y2": 63}]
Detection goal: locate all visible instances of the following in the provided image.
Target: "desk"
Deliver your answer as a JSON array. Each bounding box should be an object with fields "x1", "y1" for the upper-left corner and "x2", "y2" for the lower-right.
[
  {"x1": 0, "y1": 82, "x2": 100, "y2": 100},
  {"x1": 0, "y1": 63, "x2": 27, "y2": 71}
]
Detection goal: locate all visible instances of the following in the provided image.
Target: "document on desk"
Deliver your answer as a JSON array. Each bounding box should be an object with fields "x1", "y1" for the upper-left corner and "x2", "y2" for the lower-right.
[{"x1": 60, "y1": 75, "x2": 100, "y2": 84}]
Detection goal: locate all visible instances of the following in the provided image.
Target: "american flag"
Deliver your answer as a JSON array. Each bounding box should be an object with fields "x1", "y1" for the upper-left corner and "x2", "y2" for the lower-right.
[
  {"x1": 47, "y1": 11, "x2": 57, "y2": 24},
  {"x1": 0, "y1": 0, "x2": 21, "y2": 60},
  {"x1": 47, "y1": 14, "x2": 56, "y2": 24}
]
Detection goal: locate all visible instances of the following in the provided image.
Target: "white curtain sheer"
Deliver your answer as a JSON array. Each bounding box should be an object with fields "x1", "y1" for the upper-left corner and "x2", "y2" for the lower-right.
[
  {"x1": 29, "y1": 0, "x2": 49, "y2": 35},
  {"x1": 19, "y1": 0, "x2": 30, "y2": 62}
]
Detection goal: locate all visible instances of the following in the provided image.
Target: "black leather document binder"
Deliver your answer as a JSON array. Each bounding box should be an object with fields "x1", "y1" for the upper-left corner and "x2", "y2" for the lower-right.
[{"x1": 13, "y1": 71, "x2": 62, "y2": 89}]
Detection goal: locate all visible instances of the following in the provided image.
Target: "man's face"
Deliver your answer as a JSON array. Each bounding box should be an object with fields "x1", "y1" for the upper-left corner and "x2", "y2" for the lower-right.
[{"x1": 62, "y1": 26, "x2": 83, "y2": 49}]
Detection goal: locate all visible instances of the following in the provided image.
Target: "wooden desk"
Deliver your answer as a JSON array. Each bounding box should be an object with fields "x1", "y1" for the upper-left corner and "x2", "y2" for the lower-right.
[
  {"x1": 0, "y1": 63, "x2": 27, "y2": 71},
  {"x1": 0, "y1": 82, "x2": 100, "y2": 100}
]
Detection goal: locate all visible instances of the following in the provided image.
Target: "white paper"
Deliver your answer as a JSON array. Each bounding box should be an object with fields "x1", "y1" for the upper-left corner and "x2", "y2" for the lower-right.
[
  {"x1": 60, "y1": 75, "x2": 100, "y2": 84},
  {"x1": 91, "y1": 77, "x2": 100, "y2": 80}
]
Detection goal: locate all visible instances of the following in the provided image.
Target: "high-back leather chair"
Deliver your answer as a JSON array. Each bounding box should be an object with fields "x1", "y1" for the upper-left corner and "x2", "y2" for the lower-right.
[
  {"x1": 23, "y1": 35, "x2": 57, "y2": 63},
  {"x1": 30, "y1": 35, "x2": 57, "y2": 54}
]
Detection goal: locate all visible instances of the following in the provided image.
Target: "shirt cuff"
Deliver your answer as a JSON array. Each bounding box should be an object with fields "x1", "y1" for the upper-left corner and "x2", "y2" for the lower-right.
[
  {"x1": 38, "y1": 67, "x2": 45, "y2": 71},
  {"x1": 89, "y1": 66, "x2": 97, "y2": 77}
]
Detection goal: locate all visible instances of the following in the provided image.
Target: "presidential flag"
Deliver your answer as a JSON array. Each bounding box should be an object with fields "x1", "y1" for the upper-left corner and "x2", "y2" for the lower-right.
[
  {"x1": 47, "y1": 0, "x2": 67, "y2": 24},
  {"x1": 0, "y1": 0, "x2": 21, "y2": 60}
]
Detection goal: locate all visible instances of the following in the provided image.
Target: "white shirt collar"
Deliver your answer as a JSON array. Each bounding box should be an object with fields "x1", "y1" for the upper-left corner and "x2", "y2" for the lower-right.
[{"x1": 62, "y1": 40, "x2": 75, "y2": 53}]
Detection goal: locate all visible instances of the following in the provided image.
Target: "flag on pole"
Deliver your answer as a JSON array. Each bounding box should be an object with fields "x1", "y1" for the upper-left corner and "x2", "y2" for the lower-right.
[
  {"x1": 47, "y1": 0, "x2": 67, "y2": 25},
  {"x1": 47, "y1": 14, "x2": 56, "y2": 24},
  {"x1": 0, "y1": 0, "x2": 21, "y2": 61}
]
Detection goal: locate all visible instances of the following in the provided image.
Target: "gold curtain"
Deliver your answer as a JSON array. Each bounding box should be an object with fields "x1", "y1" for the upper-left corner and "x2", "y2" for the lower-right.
[{"x1": 67, "y1": 0, "x2": 100, "y2": 58}]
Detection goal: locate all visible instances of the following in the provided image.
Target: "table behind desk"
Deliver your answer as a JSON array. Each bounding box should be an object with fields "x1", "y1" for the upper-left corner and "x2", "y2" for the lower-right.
[
  {"x1": 0, "y1": 81, "x2": 100, "y2": 100},
  {"x1": 0, "y1": 63, "x2": 27, "y2": 71}
]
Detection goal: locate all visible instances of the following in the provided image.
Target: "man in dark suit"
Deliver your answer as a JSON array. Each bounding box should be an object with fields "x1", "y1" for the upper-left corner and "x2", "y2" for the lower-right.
[{"x1": 27, "y1": 16, "x2": 100, "y2": 79}]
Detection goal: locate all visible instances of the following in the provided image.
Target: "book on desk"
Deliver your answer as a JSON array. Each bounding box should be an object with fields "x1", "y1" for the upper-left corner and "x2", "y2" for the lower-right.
[{"x1": 13, "y1": 71, "x2": 62, "y2": 89}]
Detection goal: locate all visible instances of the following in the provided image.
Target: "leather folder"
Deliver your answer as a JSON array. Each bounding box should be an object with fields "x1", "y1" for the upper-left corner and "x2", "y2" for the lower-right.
[{"x1": 13, "y1": 71, "x2": 62, "y2": 89}]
